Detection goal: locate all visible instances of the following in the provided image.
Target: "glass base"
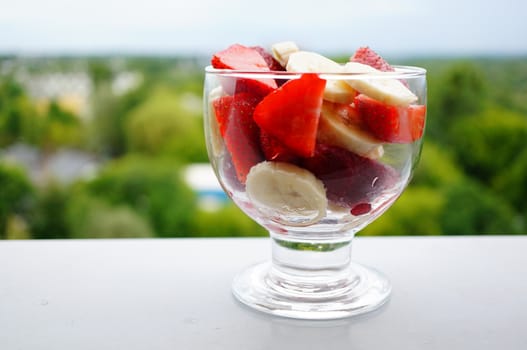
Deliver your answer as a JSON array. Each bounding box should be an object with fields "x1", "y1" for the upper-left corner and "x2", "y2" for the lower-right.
[{"x1": 232, "y1": 260, "x2": 391, "y2": 320}]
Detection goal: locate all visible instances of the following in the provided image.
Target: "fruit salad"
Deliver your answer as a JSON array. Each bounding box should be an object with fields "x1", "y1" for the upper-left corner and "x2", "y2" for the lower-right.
[{"x1": 206, "y1": 42, "x2": 426, "y2": 229}]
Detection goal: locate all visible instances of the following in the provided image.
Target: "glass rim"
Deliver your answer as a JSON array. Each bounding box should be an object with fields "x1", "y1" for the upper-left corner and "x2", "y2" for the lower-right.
[{"x1": 205, "y1": 65, "x2": 427, "y2": 79}]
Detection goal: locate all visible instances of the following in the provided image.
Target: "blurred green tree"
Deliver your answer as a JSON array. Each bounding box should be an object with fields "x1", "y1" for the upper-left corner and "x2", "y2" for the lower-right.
[
  {"x1": 90, "y1": 83, "x2": 150, "y2": 157},
  {"x1": 439, "y1": 180, "x2": 521, "y2": 235},
  {"x1": 67, "y1": 194, "x2": 154, "y2": 239},
  {"x1": 0, "y1": 163, "x2": 34, "y2": 238},
  {"x1": 477, "y1": 58, "x2": 527, "y2": 114},
  {"x1": 448, "y1": 107, "x2": 527, "y2": 183},
  {"x1": 411, "y1": 141, "x2": 464, "y2": 188},
  {"x1": 493, "y1": 147, "x2": 527, "y2": 212},
  {"x1": 438, "y1": 62, "x2": 487, "y2": 116},
  {"x1": 85, "y1": 155, "x2": 197, "y2": 237},
  {"x1": 190, "y1": 203, "x2": 267, "y2": 237},
  {"x1": 361, "y1": 187, "x2": 445, "y2": 236},
  {"x1": 427, "y1": 62, "x2": 487, "y2": 141},
  {"x1": 40, "y1": 101, "x2": 84, "y2": 150},
  {"x1": 0, "y1": 78, "x2": 38, "y2": 146},
  {"x1": 125, "y1": 87, "x2": 207, "y2": 163},
  {"x1": 28, "y1": 183, "x2": 70, "y2": 239},
  {"x1": 88, "y1": 60, "x2": 113, "y2": 88}
]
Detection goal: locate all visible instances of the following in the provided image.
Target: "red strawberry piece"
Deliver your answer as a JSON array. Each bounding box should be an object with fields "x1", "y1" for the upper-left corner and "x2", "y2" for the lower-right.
[
  {"x1": 212, "y1": 96, "x2": 231, "y2": 137},
  {"x1": 355, "y1": 94, "x2": 400, "y2": 142},
  {"x1": 302, "y1": 144, "x2": 398, "y2": 208},
  {"x1": 253, "y1": 73, "x2": 326, "y2": 158},
  {"x1": 350, "y1": 46, "x2": 394, "y2": 72},
  {"x1": 212, "y1": 92, "x2": 264, "y2": 183},
  {"x1": 250, "y1": 46, "x2": 285, "y2": 71},
  {"x1": 251, "y1": 45, "x2": 288, "y2": 87},
  {"x1": 407, "y1": 104, "x2": 427, "y2": 141},
  {"x1": 212, "y1": 43, "x2": 269, "y2": 70},
  {"x1": 211, "y1": 44, "x2": 277, "y2": 96},
  {"x1": 260, "y1": 131, "x2": 300, "y2": 163},
  {"x1": 354, "y1": 94, "x2": 426, "y2": 143},
  {"x1": 350, "y1": 202, "x2": 372, "y2": 216}
]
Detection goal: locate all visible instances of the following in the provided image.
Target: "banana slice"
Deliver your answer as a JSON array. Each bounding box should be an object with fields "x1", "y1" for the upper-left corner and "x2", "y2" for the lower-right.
[
  {"x1": 271, "y1": 41, "x2": 300, "y2": 67},
  {"x1": 343, "y1": 62, "x2": 417, "y2": 106},
  {"x1": 324, "y1": 80, "x2": 357, "y2": 104},
  {"x1": 286, "y1": 51, "x2": 357, "y2": 104},
  {"x1": 207, "y1": 86, "x2": 225, "y2": 157},
  {"x1": 245, "y1": 161, "x2": 327, "y2": 226},
  {"x1": 318, "y1": 102, "x2": 384, "y2": 159},
  {"x1": 286, "y1": 51, "x2": 343, "y2": 73}
]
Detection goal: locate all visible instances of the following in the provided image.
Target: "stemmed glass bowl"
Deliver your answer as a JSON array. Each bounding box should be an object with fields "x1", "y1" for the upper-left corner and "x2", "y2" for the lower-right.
[{"x1": 203, "y1": 65, "x2": 426, "y2": 319}]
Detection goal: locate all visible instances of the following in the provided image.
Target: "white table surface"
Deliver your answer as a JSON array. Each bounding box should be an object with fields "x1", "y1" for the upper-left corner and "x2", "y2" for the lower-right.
[{"x1": 0, "y1": 236, "x2": 526, "y2": 350}]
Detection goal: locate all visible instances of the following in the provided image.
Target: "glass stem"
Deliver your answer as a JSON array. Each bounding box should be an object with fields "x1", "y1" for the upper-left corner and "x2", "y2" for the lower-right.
[{"x1": 268, "y1": 235, "x2": 358, "y2": 298}]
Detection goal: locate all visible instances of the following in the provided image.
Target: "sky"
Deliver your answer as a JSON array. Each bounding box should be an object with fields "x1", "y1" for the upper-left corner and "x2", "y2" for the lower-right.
[{"x1": 0, "y1": 0, "x2": 526, "y2": 58}]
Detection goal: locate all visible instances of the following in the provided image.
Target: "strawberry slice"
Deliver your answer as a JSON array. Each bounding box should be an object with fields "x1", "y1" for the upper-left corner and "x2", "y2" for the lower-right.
[
  {"x1": 251, "y1": 45, "x2": 288, "y2": 87},
  {"x1": 250, "y1": 46, "x2": 285, "y2": 71},
  {"x1": 212, "y1": 43, "x2": 269, "y2": 70},
  {"x1": 350, "y1": 47, "x2": 394, "y2": 72},
  {"x1": 302, "y1": 144, "x2": 399, "y2": 208},
  {"x1": 407, "y1": 104, "x2": 427, "y2": 141},
  {"x1": 259, "y1": 131, "x2": 300, "y2": 163},
  {"x1": 212, "y1": 93, "x2": 264, "y2": 183},
  {"x1": 354, "y1": 94, "x2": 426, "y2": 143},
  {"x1": 253, "y1": 73, "x2": 326, "y2": 158},
  {"x1": 211, "y1": 44, "x2": 277, "y2": 96}
]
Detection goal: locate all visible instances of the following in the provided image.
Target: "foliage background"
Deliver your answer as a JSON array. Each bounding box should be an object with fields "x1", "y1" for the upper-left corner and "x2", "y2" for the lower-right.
[{"x1": 1, "y1": 54, "x2": 526, "y2": 239}]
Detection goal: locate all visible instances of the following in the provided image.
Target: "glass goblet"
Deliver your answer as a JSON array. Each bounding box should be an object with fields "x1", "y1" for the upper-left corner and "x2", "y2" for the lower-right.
[{"x1": 203, "y1": 65, "x2": 426, "y2": 319}]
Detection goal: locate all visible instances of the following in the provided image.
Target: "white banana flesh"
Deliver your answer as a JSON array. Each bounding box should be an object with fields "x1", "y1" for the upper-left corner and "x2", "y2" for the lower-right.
[
  {"x1": 286, "y1": 51, "x2": 357, "y2": 104},
  {"x1": 287, "y1": 51, "x2": 343, "y2": 73},
  {"x1": 343, "y1": 62, "x2": 418, "y2": 106},
  {"x1": 271, "y1": 41, "x2": 300, "y2": 67},
  {"x1": 245, "y1": 161, "x2": 327, "y2": 226},
  {"x1": 323, "y1": 80, "x2": 357, "y2": 104},
  {"x1": 285, "y1": 53, "x2": 417, "y2": 106},
  {"x1": 318, "y1": 102, "x2": 384, "y2": 159}
]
